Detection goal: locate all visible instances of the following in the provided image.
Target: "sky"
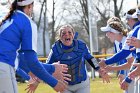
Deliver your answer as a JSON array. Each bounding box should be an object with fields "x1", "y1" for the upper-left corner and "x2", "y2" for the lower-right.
[
  {"x1": 123, "y1": 0, "x2": 139, "y2": 12},
  {"x1": 0, "y1": 0, "x2": 140, "y2": 22},
  {"x1": 46, "y1": 0, "x2": 140, "y2": 19}
]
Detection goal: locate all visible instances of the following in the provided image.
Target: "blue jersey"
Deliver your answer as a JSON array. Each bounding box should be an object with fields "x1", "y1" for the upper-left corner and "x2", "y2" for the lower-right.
[
  {"x1": 47, "y1": 40, "x2": 93, "y2": 85},
  {"x1": 16, "y1": 52, "x2": 55, "y2": 81},
  {"x1": 105, "y1": 21, "x2": 140, "y2": 65},
  {"x1": 0, "y1": 10, "x2": 37, "y2": 67},
  {"x1": 114, "y1": 37, "x2": 131, "y2": 76},
  {"x1": 0, "y1": 10, "x2": 57, "y2": 87},
  {"x1": 136, "y1": 23, "x2": 140, "y2": 59}
]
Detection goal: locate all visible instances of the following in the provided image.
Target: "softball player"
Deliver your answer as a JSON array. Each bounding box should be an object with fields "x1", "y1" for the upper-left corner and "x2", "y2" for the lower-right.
[
  {"x1": 47, "y1": 25, "x2": 110, "y2": 93},
  {"x1": 101, "y1": 16, "x2": 134, "y2": 93},
  {"x1": 99, "y1": 8, "x2": 140, "y2": 93},
  {"x1": 0, "y1": 0, "x2": 67, "y2": 93}
]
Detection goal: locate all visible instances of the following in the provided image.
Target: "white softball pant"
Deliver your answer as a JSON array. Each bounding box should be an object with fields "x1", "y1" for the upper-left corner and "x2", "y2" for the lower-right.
[{"x1": 0, "y1": 62, "x2": 18, "y2": 93}]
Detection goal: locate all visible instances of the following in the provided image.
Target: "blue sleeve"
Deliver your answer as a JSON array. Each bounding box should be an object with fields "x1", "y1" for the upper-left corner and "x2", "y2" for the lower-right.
[
  {"x1": 18, "y1": 51, "x2": 30, "y2": 73},
  {"x1": 23, "y1": 50, "x2": 58, "y2": 87},
  {"x1": 41, "y1": 63, "x2": 55, "y2": 75},
  {"x1": 84, "y1": 45, "x2": 93, "y2": 60},
  {"x1": 47, "y1": 50, "x2": 56, "y2": 64},
  {"x1": 18, "y1": 51, "x2": 55, "y2": 75},
  {"x1": 16, "y1": 68, "x2": 30, "y2": 81},
  {"x1": 105, "y1": 49, "x2": 131, "y2": 65}
]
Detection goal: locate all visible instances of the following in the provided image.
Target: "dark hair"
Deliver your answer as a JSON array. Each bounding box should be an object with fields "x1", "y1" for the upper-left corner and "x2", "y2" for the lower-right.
[
  {"x1": 125, "y1": 8, "x2": 138, "y2": 22},
  {"x1": 0, "y1": 0, "x2": 25, "y2": 26},
  {"x1": 127, "y1": 8, "x2": 136, "y2": 15}
]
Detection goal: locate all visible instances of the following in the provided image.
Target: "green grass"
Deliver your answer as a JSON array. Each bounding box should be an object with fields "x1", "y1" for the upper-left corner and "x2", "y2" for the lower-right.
[{"x1": 18, "y1": 77, "x2": 123, "y2": 93}]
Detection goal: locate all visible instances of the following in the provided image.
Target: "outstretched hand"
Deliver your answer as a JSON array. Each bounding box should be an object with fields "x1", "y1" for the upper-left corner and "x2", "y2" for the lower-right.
[
  {"x1": 99, "y1": 59, "x2": 107, "y2": 68},
  {"x1": 25, "y1": 79, "x2": 40, "y2": 93},
  {"x1": 98, "y1": 68, "x2": 110, "y2": 83},
  {"x1": 120, "y1": 80, "x2": 129, "y2": 90},
  {"x1": 126, "y1": 37, "x2": 140, "y2": 51},
  {"x1": 129, "y1": 63, "x2": 140, "y2": 80},
  {"x1": 25, "y1": 72, "x2": 41, "y2": 93},
  {"x1": 53, "y1": 61, "x2": 71, "y2": 82},
  {"x1": 118, "y1": 74, "x2": 124, "y2": 85},
  {"x1": 105, "y1": 65, "x2": 114, "y2": 72}
]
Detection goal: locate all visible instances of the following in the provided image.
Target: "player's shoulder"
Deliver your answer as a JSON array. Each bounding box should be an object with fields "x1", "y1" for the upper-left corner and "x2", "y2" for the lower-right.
[
  {"x1": 76, "y1": 39, "x2": 86, "y2": 44},
  {"x1": 75, "y1": 39, "x2": 87, "y2": 49},
  {"x1": 51, "y1": 40, "x2": 61, "y2": 50}
]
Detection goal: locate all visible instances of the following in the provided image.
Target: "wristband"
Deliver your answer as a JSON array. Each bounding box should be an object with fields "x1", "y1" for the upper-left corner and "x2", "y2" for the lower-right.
[
  {"x1": 95, "y1": 66, "x2": 100, "y2": 71},
  {"x1": 125, "y1": 77, "x2": 132, "y2": 83},
  {"x1": 91, "y1": 58, "x2": 99, "y2": 68},
  {"x1": 136, "y1": 58, "x2": 140, "y2": 63}
]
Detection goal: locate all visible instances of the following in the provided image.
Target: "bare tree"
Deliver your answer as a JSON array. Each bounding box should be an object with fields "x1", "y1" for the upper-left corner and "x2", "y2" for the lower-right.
[
  {"x1": 79, "y1": 0, "x2": 89, "y2": 34},
  {"x1": 48, "y1": 0, "x2": 67, "y2": 46},
  {"x1": 95, "y1": 0, "x2": 125, "y2": 51},
  {"x1": 113, "y1": 0, "x2": 124, "y2": 19},
  {"x1": 72, "y1": 0, "x2": 125, "y2": 53},
  {"x1": 137, "y1": 0, "x2": 139, "y2": 5},
  {"x1": 33, "y1": 0, "x2": 48, "y2": 56},
  {"x1": 43, "y1": 0, "x2": 47, "y2": 56}
]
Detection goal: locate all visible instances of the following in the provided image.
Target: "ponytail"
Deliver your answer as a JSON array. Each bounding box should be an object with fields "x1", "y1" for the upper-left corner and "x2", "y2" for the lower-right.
[
  {"x1": 109, "y1": 21, "x2": 128, "y2": 37},
  {"x1": 0, "y1": 0, "x2": 18, "y2": 26},
  {"x1": 121, "y1": 29, "x2": 128, "y2": 37}
]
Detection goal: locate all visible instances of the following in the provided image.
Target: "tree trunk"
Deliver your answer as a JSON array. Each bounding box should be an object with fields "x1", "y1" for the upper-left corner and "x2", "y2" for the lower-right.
[
  {"x1": 43, "y1": 0, "x2": 47, "y2": 57},
  {"x1": 51, "y1": 0, "x2": 56, "y2": 46}
]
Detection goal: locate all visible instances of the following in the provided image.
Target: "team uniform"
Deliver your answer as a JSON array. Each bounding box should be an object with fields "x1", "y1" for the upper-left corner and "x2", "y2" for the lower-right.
[
  {"x1": 16, "y1": 51, "x2": 56, "y2": 81},
  {"x1": 47, "y1": 39, "x2": 99, "y2": 93},
  {"x1": 114, "y1": 37, "x2": 134, "y2": 93},
  {"x1": 134, "y1": 23, "x2": 140, "y2": 93},
  {"x1": 104, "y1": 21, "x2": 140, "y2": 93},
  {"x1": 0, "y1": 10, "x2": 58, "y2": 93}
]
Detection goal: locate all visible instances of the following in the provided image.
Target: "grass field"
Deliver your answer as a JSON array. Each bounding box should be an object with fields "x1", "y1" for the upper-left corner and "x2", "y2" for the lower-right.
[{"x1": 18, "y1": 77, "x2": 123, "y2": 93}]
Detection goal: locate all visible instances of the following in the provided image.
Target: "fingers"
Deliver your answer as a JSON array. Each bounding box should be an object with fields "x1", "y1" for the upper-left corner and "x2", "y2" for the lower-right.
[
  {"x1": 121, "y1": 81, "x2": 129, "y2": 90},
  {"x1": 129, "y1": 64, "x2": 140, "y2": 79},
  {"x1": 99, "y1": 60, "x2": 106, "y2": 68},
  {"x1": 99, "y1": 69, "x2": 110, "y2": 83},
  {"x1": 63, "y1": 76, "x2": 71, "y2": 82},
  {"x1": 104, "y1": 66, "x2": 112, "y2": 72},
  {"x1": 61, "y1": 66, "x2": 68, "y2": 73},
  {"x1": 54, "y1": 63, "x2": 68, "y2": 73},
  {"x1": 61, "y1": 64, "x2": 68, "y2": 68},
  {"x1": 63, "y1": 74, "x2": 71, "y2": 81},
  {"x1": 103, "y1": 74, "x2": 110, "y2": 83},
  {"x1": 54, "y1": 80, "x2": 67, "y2": 92},
  {"x1": 126, "y1": 37, "x2": 138, "y2": 48},
  {"x1": 62, "y1": 80, "x2": 68, "y2": 86},
  {"x1": 133, "y1": 63, "x2": 140, "y2": 67},
  {"x1": 129, "y1": 68, "x2": 140, "y2": 79}
]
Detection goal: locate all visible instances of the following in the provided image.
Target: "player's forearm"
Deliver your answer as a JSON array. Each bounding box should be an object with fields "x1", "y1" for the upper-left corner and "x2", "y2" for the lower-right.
[
  {"x1": 23, "y1": 50, "x2": 58, "y2": 87},
  {"x1": 87, "y1": 57, "x2": 100, "y2": 70},
  {"x1": 105, "y1": 50, "x2": 131, "y2": 65},
  {"x1": 42, "y1": 63, "x2": 55, "y2": 75},
  {"x1": 16, "y1": 68, "x2": 30, "y2": 80},
  {"x1": 111, "y1": 63, "x2": 131, "y2": 71}
]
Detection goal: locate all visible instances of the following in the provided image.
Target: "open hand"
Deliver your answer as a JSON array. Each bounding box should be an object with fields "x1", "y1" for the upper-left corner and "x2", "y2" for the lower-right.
[
  {"x1": 98, "y1": 68, "x2": 110, "y2": 83},
  {"x1": 53, "y1": 61, "x2": 71, "y2": 82}
]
